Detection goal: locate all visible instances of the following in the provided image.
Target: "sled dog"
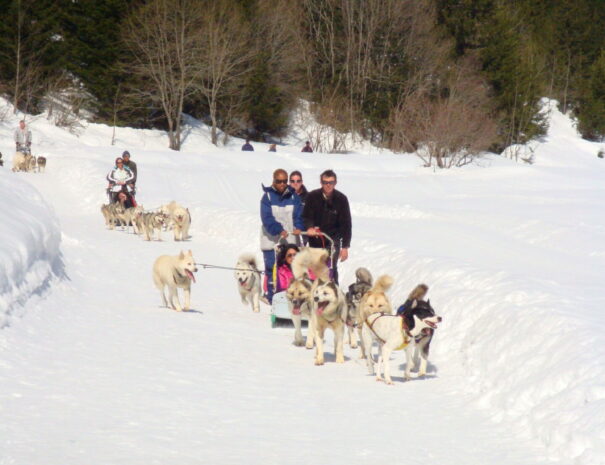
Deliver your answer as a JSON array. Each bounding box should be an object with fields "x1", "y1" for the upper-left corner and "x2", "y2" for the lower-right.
[
  {"x1": 285, "y1": 276, "x2": 315, "y2": 348},
  {"x1": 345, "y1": 267, "x2": 373, "y2": 350},
  {"x1": 159, "y1": 201, "x2": 181, "y2": 231},
  {"x1": 172, "y1": 205, "x2": 191, "y2": 241},
  {"x1": 101, "y1": 203, "x2": 125, "y2": 230},
  {"x1": 357, "y1": 274, "x2": 394, "y2": 354},
  {"x1": 124, "y1": 206, "x2": 144, "y2": 234},
  {"x1": 152, "y1": 250, "x2": 198, "y2": 312},
  {"x1": 235, "y1": 254, "x2": 261, "y2": 313},
  {"x1": 361, "y1": 298, "x2": 441, "y2": 384},
  {"x1": 101, "y1": 204, "x2": 113, "y2": 229},
  {"x1": 311, "y1": 278, "x2": 348, "y2": 365},
  {"x1": 28, "y1": 156, "x2": 37, "y2": 172},
  {"x1": 291, "y1": 247, "x2": 330, "y2": 282},
  {"x1": 12, "y1": 151, "x2": 33, "y2": 172},
  {"x1": 142, "y1": 212, "x2": 166, "y2": 241},
  {"x1": 36, "y1": 156, "x2": 46, "y2": 173}
]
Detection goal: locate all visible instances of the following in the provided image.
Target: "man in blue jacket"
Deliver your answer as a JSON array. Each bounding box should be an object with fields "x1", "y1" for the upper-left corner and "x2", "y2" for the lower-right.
[{"x1": 260, "y1": 168, "x2": 304, "y2": 303}]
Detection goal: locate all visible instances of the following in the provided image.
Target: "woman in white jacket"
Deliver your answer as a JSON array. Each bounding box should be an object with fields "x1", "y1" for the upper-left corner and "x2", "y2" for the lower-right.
[{"x1": 106, "y1": 157, "x2": 134, "y2": 203}]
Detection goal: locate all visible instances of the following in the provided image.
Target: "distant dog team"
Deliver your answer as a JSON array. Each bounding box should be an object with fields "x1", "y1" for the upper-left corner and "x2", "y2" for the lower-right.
[{"x1": 101, "y1": 199, "x2": 191, "y2": 242}]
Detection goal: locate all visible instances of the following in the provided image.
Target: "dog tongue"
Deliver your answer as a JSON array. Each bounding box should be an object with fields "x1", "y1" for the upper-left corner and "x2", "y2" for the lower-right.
[
  {"x1": 316, "y1": 302, "x2": 328, "y2": 315},
  {"x1": 186, "y1": 270, "x2": 196, "y2": 283},
  {"x1": 292, "y1": 306, "x2": 301, "y2": 315}
]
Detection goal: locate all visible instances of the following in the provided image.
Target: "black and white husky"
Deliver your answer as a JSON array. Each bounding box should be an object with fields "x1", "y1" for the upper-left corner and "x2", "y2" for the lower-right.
[{"x1": 362, "y1": 299, "x2": 441, "y2": 384}]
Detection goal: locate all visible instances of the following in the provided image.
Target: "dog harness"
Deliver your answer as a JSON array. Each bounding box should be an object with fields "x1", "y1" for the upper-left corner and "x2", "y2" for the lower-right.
[{"x1": 365, "y1": 313, "x2": 411, "y2": 350}]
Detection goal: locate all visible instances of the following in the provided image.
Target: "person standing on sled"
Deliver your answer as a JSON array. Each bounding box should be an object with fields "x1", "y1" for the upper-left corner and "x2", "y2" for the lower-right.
[
  {"x1": 121, "y1": 151, "x2": 137, "y2": 197},
  {"x1": 14, "y1": 120, "x2": 32, "y2": 155},
  {"x1": 260, "y1": 169, "x2": 304, "y2": 304},
  {"x1": 302, "y1": 169, "x2": 351, "y2": 285}
]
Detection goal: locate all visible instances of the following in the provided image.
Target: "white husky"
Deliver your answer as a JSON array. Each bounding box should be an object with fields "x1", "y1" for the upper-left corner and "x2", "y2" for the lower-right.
[
  {"x1": 234, "y1": 254, "x2": 261, "y2": 312},
  {"x1": 291, "y1": 247, "x2": 330, "y2": 281},
  {"x1": 152, "y1": 250, "x2": 198, "y2": 312},
  {"x1": 172, "y1": 205, "x2": 191, "y2": 241}
]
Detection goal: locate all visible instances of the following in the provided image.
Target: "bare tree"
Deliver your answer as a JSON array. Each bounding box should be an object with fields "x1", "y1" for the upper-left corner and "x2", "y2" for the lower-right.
[
  {"x1": 123, "y1": 0, "x2": 203, "y2": 150},
  {"x1": 194, "y1": 0, "x2": 253, "y2": 145},
  {"x1": 388, "y1": 57, "x2": 497, "y2": 168},
  {"x1": 290, "y1": 0, "x2": 450, "y2": 141}
]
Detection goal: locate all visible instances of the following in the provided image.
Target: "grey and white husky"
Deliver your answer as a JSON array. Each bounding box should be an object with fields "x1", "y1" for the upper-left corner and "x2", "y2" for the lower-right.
[
  {"x1": 345, "y1": 267, "x2": 373, "y2": 349},
  {"x1": 234, "y1": 254, "x2": 261, "y2": 313},
  {"x1": 142, "y1": 212, "x2": 166, "y2": 241}
]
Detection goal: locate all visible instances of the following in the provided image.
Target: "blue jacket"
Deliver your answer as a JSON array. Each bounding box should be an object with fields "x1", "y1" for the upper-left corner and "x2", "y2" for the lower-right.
[{"x1": 260, "y1": 185, "x2": 304, "y2": 250}]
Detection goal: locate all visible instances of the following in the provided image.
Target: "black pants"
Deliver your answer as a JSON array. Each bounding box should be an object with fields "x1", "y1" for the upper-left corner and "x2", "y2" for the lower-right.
[
  {"x1": 330, "y1": 245, "x2": 341, "y2": 285},
  {"x1": 308, "y1": 236, "x2": 342, "y2": 284}
]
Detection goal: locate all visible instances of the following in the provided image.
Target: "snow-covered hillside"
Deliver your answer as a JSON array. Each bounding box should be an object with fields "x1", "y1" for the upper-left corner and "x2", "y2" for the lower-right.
[{"x1": 0, "y1": 100, "x2": 604, "y2": 465}]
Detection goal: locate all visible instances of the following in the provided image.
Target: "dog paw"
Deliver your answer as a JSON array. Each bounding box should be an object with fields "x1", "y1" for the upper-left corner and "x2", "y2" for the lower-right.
[
  {"x1": 336, "y1": 355, "x2": 345, "y2": 363},
  {"x1": 314, "y1": 359, "x2": 324, "y2": 366},
  {"x1": 375, "y1": 377, "x2": 384, "y2": 382},
  {"x1": 350, "y1": 343, "x2": 358, "y2": 349},
  {"x1": 293, "y1": 340, "x2": 304, "y2": 347},
  {"x1": 386, "y1": 379, "x2": 394, "y2": 385},
  {"x1": 305, "y1": 344, "x2": 314, "y2": 350}
]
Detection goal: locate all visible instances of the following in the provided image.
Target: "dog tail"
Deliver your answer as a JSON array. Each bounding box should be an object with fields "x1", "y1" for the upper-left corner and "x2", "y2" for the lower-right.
[
  {"x1": 292, "y1": 248, "x2": 329, "y2": 281},
  {"x1": 238, "y1": 253, "x2": 259, "y2": 271},
  {"x1": 372, "y1": 274, "x2": 394, "y2": 294},
  {"x1": 355, "y1": 267, "x2": 372, "y2": 285},
  {"x1": 407, "y1": 283, "x2": 429, "y2": 301}
]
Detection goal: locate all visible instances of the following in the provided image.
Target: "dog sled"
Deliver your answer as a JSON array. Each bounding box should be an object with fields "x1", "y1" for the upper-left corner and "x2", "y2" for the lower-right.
[{"x1": 270, "y1": 231, "x2": 335, "y2": 328}]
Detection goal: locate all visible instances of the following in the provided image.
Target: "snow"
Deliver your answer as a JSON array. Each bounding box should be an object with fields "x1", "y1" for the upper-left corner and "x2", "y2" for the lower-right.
[
  {"x1": 0, "y1": 169, "x2": 62, "y2": 328},
  {"x1": 0, "y1": 98, "x2": 604, "y2": 465}
]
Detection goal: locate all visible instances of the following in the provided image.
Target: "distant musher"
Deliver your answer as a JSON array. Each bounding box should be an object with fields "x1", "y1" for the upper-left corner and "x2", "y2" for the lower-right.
[{"x1": 12, "y1": 120, "x2": 33, "y2": 172}]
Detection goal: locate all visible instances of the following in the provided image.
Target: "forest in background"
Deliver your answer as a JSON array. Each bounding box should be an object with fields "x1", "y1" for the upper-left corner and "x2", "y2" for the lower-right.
[{"x1": 1, "y1": 0, "x2": 604, "y2": 163}]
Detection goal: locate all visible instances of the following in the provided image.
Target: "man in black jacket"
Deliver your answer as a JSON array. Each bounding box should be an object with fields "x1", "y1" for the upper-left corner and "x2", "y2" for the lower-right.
[{"x1": 302, "y1": 169, "x2": 351, "y2": 284}]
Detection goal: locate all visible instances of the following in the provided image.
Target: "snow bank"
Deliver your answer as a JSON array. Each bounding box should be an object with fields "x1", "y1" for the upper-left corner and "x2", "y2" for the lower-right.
[{"x1": 0, "y1": 170, "x2": 62, "y2": 327}]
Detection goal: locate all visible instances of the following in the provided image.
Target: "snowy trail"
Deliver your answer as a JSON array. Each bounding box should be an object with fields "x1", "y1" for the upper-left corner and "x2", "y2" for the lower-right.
[
  {"x1": 0, "y1": 153, "x2": 566, "y2": 465},
  {"x1": 2, "y1": 99, "x2": 604, "y2": 464}
]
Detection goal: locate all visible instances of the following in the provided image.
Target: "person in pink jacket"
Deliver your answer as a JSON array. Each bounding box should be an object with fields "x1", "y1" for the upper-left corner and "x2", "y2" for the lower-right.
[{"x1": 276, "y1": 244, "x2": 315, "y2": 291}]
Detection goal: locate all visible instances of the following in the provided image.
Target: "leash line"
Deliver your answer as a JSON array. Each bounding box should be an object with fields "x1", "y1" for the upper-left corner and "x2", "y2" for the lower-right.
[{"x1": 194, "y1": 263, "x2": 265, "y2": 274}]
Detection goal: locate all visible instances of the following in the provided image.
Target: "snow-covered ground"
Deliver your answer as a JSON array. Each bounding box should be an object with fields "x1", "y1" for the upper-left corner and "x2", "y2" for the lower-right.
[{"x1": 0, "y1": 100, "x2": 604, "y2": 465}]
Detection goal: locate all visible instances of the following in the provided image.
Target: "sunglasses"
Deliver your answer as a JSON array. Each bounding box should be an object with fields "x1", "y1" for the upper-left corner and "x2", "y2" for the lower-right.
[
  {"x1": 286, "y1": 253, "x2": 297, "y2": 258},
  {"x1": 274, "y1": 179, "x2": 288, "y2": 184},
  {"x1": 321, "y1": 180, "x2": 335, "y2": 185},
  {"x1": 290, "y1": 179, "x2": 302, "y2": 184}
]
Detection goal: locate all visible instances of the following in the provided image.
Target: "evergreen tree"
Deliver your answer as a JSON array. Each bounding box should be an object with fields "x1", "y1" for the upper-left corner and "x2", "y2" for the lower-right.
[
  {"x1": 0, "y1": 0, "x2": 66, "y2": 113},
  {"x1": 577, "y1": 51, "x2": 605, "y2": 140},
  {"x1": 61, "y1": 0, "x2": 132, "y2": 120}
]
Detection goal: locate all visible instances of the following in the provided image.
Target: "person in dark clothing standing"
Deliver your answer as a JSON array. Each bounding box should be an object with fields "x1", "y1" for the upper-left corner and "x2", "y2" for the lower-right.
[
  {"x1": 302, "y1": 169, "x2": 351, "y2": 284},
  {"x1": 301, "y1": 141, "x2": 313, "y2": 153},
  {"x1": 122, "y1": 151, "x2": 137, "y2": 196},
  {"x1": 122, "y1": 151, "x2": 137, "y2": 183},
  {"x1": 242, "y1": 139, "x2": 254, "y2": 151}
]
